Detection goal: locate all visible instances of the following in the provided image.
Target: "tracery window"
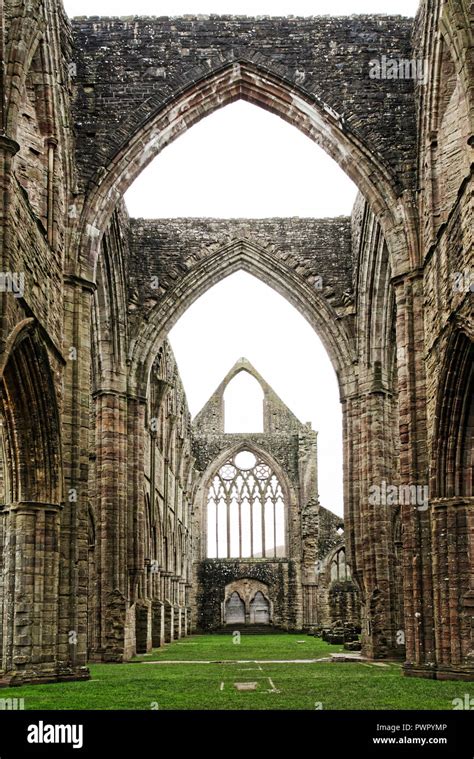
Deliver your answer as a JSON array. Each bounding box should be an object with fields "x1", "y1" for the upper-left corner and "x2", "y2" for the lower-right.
[
  {"x1": 206, "y1": 450, "x2": 286, "y2": 559},
  {"x1": 330, "y1": 547, "x2": 351, "y2": 582}
]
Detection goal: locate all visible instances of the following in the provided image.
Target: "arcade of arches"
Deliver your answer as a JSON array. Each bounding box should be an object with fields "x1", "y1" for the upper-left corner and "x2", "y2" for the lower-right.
[{"x1": 0, "y1": 0, "x2": 472, "y2": 687}]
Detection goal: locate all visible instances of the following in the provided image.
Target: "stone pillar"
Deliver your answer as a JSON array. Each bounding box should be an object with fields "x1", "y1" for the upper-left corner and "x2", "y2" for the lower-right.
[
  {"x1": 0, "y1": 503, "x2": 81, "y2": 685},
  {"x1": 93, "y1": 388, "x2": 128, "y2": 660},
  {"x1": 152, "y1": 599, "x2": 164, "y2": 647},
  {"x1": 0, "y1": 506, "x2": 4, "y2": 674},
  {"x1": 163, "y1": 600, "x2": 174, "y2": 643},
  {"x1": 343, "y1": 380, "x2": 401, "y2": 659},
  {"x1": 59, "y1": 275, "x2": 95, "y2": 676},
  {"x1": 431, "y1": 497, "x2": 474, "y2": 679},
  {"x1": 175, "y1": 606, "x2": 181, "y2": 640},
  {"x1": 135, "y1": 600, "x2": 151, "y2": 654},
  {"x1": 127, "y1": 395, "x2": 147, "y2": 589},
  {"x1": 393, "y1": 273, "x2": 435, "y2": 676}
]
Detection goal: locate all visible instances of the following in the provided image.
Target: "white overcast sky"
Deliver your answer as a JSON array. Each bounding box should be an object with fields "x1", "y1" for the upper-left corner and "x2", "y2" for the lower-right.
[
  {"x1": 64, "y1": 0, "x2": 419, "y2": 516},
  {"x1": 65, "y1": 0, "x2": 419, "y2": 17}
]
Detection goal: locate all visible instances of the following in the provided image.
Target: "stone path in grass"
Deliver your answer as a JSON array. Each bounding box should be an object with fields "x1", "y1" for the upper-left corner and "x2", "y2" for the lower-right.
[{"x1": 141, "y1": 653, "x2": 365, "y2": 665}]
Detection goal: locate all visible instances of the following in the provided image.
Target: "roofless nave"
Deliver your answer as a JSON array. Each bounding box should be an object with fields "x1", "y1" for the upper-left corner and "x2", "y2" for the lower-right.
[{"x1": 0, "y1": 0, "x2": 472, "y2": 686}]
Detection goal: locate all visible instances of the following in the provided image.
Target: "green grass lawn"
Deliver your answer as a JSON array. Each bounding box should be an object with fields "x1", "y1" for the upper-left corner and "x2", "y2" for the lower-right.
[
  {"x1": 134, "y1": 631, "x2": 344, "y2": 661},
  {"x1": 0, "y1": 634, "x2": 466, "y2": 710}
]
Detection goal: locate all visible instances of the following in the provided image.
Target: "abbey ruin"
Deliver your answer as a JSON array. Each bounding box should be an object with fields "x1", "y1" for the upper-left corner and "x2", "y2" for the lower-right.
[{"x1": 0, "y1": 0, "x2": 472, "y2": 688}]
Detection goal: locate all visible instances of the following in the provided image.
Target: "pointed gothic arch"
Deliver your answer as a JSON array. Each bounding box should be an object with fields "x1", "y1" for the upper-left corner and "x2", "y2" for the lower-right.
[
  {"x1": 432, "y1": 329, "x2": 474, "y2": 499},
  {"x1": 76, "y1": 59, "x2": 418, "y2": 277},
  {"x1": 129, "y1": 239, "x2": 354, "y2": 398},
  {"x1": 194, "y1": 440, "x2": 296, "y2": 563},
  {"x1": 0, "y1": 318, "x2": 64, "y2": 680},
  {"x1": 0, "y1": 319, "x2": 63, "y2": 505}
]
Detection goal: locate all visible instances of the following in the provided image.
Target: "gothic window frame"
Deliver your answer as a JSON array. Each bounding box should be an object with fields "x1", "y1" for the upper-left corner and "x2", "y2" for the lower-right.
[
  {"x1": 204, "y1": 446, "x2": 289, "y2": 560},
  {"x1": 329, "y1": 546, "x2": 351, "y2": 583}
]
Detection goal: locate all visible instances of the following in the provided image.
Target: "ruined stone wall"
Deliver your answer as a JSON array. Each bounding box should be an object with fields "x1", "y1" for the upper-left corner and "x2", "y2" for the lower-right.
[
  {"x1": 406, "y1": 0, "x2": 473, "y2": 679},
  {"x1": 303, "y1": 506, "x2": 361, "y2": 630},
  {"x1": 191, "y1": 367, "x2": 358, "y2": 632},
  {"x1": 196, "y1": 560, "x2": 298, "y2": 630},
  {"x1": 0, "y1": 0, "x2": 86, "y2": 686},
  {"x1": 135, "y1": 342, "x2": 197, "y2": 651},
  {"x1": 70, "y1": 15, "x2": 416, "y2": 193},
  {"x1": 127, "y1": 217, "x2": 353, "y2": 337},
  {"x1": 90, "y1": 213, "x2": 199, "y2": 658}
]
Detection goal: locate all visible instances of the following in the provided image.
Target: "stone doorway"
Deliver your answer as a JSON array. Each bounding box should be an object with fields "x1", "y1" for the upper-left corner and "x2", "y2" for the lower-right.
[
  {"x1": 225, "y1": 592, "x2": 246, "y2": 624},
  {"x1": 222, "y1": 579, "x2": 273, "y2": 627},
  {"x1": 249, "y1": 591, "x2": 270, "y2": 624}
]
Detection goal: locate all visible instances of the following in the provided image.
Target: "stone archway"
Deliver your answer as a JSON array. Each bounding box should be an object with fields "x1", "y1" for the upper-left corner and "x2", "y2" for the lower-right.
[
  {"x1": 223, "y1": 579, "x2": 273, "y2": 627},
  {"x1": 72, "y1": 55, "x2": 418, "y2": 278},
  {"x1": 129, "y1": 238, "x2": 353, "y2": 396},
  {"x1": 0, "y1": 320, "x2": 85, "y2": 685},
  {"x1": 224, "y1": 592, "x2": 245, "y2": 625},
  {"x1": 249, "y1": 592, "x2": 271, "y2": 625},
  {"x1": 65, "y1": 26, "x2": 414, "y2": 666}
]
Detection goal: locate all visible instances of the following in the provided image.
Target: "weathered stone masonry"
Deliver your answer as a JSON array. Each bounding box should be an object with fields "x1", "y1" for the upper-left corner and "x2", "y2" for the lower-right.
[
  {"x1": 0, "y1": 1, "x2": 472, "y2": 686},
  {"x1": 190, "y1": 357, "x2": 358, "y2": 631}
]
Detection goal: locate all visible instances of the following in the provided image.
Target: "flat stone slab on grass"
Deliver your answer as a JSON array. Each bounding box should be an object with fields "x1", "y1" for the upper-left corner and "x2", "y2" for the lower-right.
[
  {"x1": 331, "y1": 653, "x2": 365, "y2": 663},
  {"x1": 234, "y1": 682, "x2": 258, "y2": 691}
]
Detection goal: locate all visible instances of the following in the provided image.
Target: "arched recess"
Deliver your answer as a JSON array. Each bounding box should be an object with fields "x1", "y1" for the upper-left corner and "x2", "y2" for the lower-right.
[
  {"x1": 129, "y1": 239, "x2": 354, "y2": 399},
  {"x1": 0, "y1": 319, "x2": 63, "y2": 680},
  {"x1": 0, "y1": 319, "x2": 63, "y2": 505},
  {"x1": 430, "y1": 328, "x2": 474, "y2": 668},
  {"x1": 76, "y1": 60, "x2": 418, "y2": 278},
  {"x1": 6, "y1": 29, "x2": 62, "y2": 243},
  {"x1": 224, "y1": 591, "x2": 245, "y2": 624},
  {"x1": 428, "y1": 31, "x2": 472, "y2": 230},
  {"x1": 193, "y1": 440, "x2": 297, "y2": 563},
  {"x1": 432, "y1": 330, "x2": 473, "y2": 499}
]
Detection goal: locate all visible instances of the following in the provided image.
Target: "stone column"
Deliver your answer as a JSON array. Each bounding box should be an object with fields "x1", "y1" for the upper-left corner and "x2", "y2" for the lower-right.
[
  {"x1": 343, "y1": 381, "x2": 401, "y2": 659},
  {"x1": 0, "y1": 505, "x2": 4, "y2": 674},
  {"x1": 393, "y1": 272, "x2": 435, "y2": 676},
  {"x1": 124, "y1": 394, "x2": 147, "y2": 658},
  {"x1": 431, "y1": 497, "x2": 474, "y2": 679},
  {"x1": 93, "y1": 388, "x2": 128, "y2": 661},
  {"x1": 152, "y1": 598, "x2": 164, "y2": 647},
  {"x1": 0, "y1": 503, "x2": 69, "y2": 685},
  {"x1": 59, "y1": 275, "x2": 95, "y2": 674},
  {"x1": 127, "y1": 395, "x2": 146, "y2": 580}
]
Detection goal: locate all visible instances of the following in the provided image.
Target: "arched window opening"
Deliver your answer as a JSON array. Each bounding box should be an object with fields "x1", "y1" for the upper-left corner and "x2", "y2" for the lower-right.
[
  {"x1": 125, "y1": 100, "x2": 357, "y2": 219},
  {"x1": 330, "y1": 547, "x2": 351, "y2": 582},
  {"x1": 207, "y1": 450, "x2": 286, "y2": 559},
  {"x1": 170, "y1": 272, "x2": 343, "y2": 515},
  {"x1": 224, "y1": 371, "x2": 264, "y2": 433}
]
